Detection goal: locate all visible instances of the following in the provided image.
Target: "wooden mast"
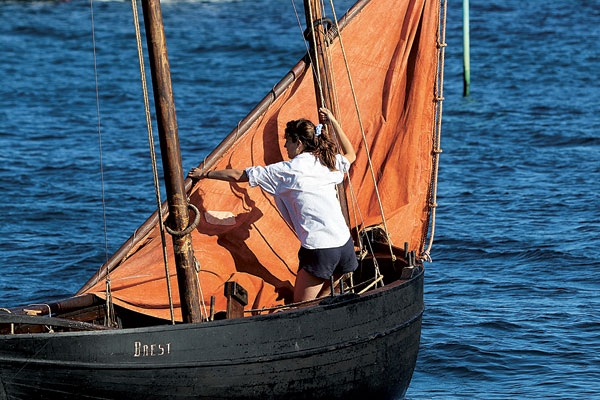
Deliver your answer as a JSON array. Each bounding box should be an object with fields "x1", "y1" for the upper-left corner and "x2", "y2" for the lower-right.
[
  {"x1": 303, "y1": 0, "x2": 351, "y2": 225},
  {"x1": 141, "y1": 0, "x2": 202, "y2": 323}
]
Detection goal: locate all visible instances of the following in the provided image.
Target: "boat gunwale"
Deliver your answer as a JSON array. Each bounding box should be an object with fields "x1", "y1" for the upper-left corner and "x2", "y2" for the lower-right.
[
  {"x1": 2, "y1": 265, "x2": 423, "y2": 341},
  {"x1": 0, "y1": 311, "x2": 423, "y2": 370}
]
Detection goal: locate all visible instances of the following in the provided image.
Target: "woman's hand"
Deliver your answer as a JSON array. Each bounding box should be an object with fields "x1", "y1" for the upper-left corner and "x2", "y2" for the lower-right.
[
  {"x1": 319, "y1": 107, "x2": 336, "y2": 124},
  {"x1": 318, "y1": 107, "x2": 356, "y2": 164},
  {"x1": 188, "y1": 167, "x2": 209, "y2": 180}
]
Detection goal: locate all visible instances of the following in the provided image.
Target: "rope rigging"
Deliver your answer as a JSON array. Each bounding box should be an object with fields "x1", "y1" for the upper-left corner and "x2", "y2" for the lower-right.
[
  {"x1": 130, "y1": 0, "x2": 209, "y2": 323},
  {"x1": 422, "y1": 0, "x2": 447, "y2": 262},
  {"x1": 320, "y1": 0, "x2": 387, "y2": 282},
  {"x1": 89, "y1": 0, "x2": 116, "y2": 328},
  {"x1": 293, "y1": 0, "x2": 391, "y2": 285},
  {"x1": 129, "y1": 0, "x2": 177, "y2": 325},
  {"x1": 296, "y1": 0, "x2": 446, "y2": 268},
  {"x1": 89, "y1": 0, "x2": 445, "y2": 322},
  {"x1": 325, "y1": 0, "x2": 396, "y2": 262}
]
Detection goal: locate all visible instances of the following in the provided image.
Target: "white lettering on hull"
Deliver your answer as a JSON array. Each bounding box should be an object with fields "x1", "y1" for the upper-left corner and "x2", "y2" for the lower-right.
[{"x1": 133, "y1": 341, "x2": 171, "y2": 357}]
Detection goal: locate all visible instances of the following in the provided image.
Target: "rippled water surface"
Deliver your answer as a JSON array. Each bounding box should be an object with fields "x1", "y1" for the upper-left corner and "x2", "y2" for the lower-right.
[{"x1": 0, "y1": 0, "x2": 598, "y2": 398}]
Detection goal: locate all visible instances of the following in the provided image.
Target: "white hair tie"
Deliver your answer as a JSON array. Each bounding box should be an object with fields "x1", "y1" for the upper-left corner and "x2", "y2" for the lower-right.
[{"x1": 315, "y1": 124, "x2": 323, "y2": 137}]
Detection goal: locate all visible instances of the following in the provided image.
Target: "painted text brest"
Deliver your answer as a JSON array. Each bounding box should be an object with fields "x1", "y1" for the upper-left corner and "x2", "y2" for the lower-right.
[{"x1": 133, "y1": 341, "x2": 171, "y2": 357}]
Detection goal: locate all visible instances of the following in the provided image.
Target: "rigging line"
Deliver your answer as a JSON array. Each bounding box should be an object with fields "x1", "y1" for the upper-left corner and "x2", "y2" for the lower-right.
[
  {"x1": 130, "y1": 0, "x2": 175, "y2": 324},
  {"x1": 295, "y1": 1, "x2": 381, "y2": 276},
  {"x1": 319, "y1": 10, "x2": 365, "y2": 255},
  {"x1": 319, "y1": 4, "x2": 383, "y2": 283},
  {"x1": 290, "y1": 0, "x2": 326, "y2": 108},
  {"x1": 90, "y1": 0, "x2": 117, "y2": 326},
  {"x1": 326, "y1": 69, "x2": 382, "y2": 282},
  {"x1": 309, "y1": 2, "x2": 358, "y2": 239},
  {"x1": 328, "y1": 0, "x2": 395, "y2": 261},
  {"x1": 307, "y1": 1, "x2": 327, "y2": 107},
  {"x1": 193, "y1": 259, "x2": 209, "y2": 322},
  {"x1": 291, "y1": 0, "x2": 312, "y2": 55},
  {"x1": 423, "y1": 0, "x2": 448, "y2": 261},
  {"x1": 292, "y1": 1, "x2": 353, "y2": 232},
  {"x1": 296, "y1": 0, "x2": 380, "y2": 274},
  {"x1": 321, "y1": 2, "x2": 373, "y2": 267},
  {"x1": 324, "y1": 50, "x2": 382, "y2": 281},
  {"x1": 89, "y1": 0, "x2": 109, "y2": 271}
]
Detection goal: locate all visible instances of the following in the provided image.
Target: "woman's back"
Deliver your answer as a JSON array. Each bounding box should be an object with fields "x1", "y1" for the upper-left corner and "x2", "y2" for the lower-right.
[{"x1": 246, "y1": 153, "x2": 350, "y2": 249}]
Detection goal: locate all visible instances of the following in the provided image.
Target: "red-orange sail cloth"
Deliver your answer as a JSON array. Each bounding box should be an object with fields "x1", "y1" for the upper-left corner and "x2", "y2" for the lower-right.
[{"x1": 80, "y1": 0, "x2": 440, "y2": 321}]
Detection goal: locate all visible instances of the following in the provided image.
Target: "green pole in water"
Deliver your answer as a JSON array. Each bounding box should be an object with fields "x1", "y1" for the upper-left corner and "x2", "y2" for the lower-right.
[{"x1": 463, "y1": 0, "x2": 470, "y2": 96}]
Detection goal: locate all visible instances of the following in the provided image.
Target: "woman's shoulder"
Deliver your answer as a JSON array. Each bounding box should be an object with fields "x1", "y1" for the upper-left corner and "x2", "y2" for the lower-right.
[
  {"x1": 289, "y1": 153, "x2": 319, "y2": 167},
  {"x1": 263, "y1": 158, "x2": 295, "y2": 171}
]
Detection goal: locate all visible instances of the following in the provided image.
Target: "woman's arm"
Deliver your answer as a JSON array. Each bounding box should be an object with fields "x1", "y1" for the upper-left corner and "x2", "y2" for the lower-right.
[
  {"x1": 188, "y1": 167, "x2": 249, "y2": 182},
  {"x1": 319, "y1": 107, "x2": 356, "y2": 164}
]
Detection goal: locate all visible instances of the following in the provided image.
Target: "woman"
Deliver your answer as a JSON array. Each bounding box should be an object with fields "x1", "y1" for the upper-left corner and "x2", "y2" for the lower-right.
[{"x1": 188, "y1": 107, "x2": 357, "y2": 302}]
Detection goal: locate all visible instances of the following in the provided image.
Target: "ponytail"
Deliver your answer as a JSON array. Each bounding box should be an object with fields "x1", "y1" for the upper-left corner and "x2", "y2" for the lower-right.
[{"x1": 285, "y1": 119, "x2": 337, "y2": 170}]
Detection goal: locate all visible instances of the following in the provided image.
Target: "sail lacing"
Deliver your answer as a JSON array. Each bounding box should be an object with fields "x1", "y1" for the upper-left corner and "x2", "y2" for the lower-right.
[
  {"x1": 130, "y1": 0, "x2": 176, "y2": 324},
  {"x1": 89, "y1": 0, "x2": 117, "y2": 327},
  {"x1": 422, "y1": 0, "x2": 448, "y2": 262}
]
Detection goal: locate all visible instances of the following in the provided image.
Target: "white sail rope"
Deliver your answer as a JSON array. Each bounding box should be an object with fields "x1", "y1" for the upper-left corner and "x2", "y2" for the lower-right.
[
  {"x1": 130, "y1": 0, "x2": 176, "y2": 324},
  {"x1": 306, "y1": 1, "x2": 327, "y2": 108}
]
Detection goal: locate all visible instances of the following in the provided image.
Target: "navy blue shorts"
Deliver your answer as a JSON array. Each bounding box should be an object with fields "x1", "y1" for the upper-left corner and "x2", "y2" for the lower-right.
[{"x1": 298, "y1": 237, "x2": 358, "y2": 280}]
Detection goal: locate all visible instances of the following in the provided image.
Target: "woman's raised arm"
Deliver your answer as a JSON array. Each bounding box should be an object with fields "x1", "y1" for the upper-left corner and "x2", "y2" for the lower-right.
[{"x1": 319, "y1": 107, "x2": 356, "y2": 164}]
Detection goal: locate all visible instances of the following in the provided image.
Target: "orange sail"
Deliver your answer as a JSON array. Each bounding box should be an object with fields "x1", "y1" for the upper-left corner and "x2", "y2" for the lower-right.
[{"x1": 79, "y1": 0, "x2": 441, "y2": 321}]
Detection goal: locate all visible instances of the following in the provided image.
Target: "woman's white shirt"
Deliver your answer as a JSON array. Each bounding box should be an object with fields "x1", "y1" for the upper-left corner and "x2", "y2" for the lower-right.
[{"x1": 245, "y1": 153, "x2": 351, "y2": 249}]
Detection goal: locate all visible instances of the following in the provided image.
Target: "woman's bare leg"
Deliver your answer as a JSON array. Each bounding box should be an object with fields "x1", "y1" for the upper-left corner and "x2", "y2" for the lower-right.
[
  {"x1": 294, "y1": 269, "x2": 326, "y2": 302},
  {"x1": 316, "y1": 274, "x2": 342, "y2": 298}
]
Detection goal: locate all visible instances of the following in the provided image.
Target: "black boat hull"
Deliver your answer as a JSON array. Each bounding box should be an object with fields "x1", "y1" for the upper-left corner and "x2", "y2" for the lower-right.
[{"x1": 0, "y1": 269, "x2": 423, "y2": 400}]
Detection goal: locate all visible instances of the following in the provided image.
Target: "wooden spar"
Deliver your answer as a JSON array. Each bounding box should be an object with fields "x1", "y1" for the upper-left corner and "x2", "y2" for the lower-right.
[
  {"x1": 141, "y1": 0, "x2": 202, "y2": 323},
  {"x1": 303, "y1": 0, "x2": 351, "y2": 226}
]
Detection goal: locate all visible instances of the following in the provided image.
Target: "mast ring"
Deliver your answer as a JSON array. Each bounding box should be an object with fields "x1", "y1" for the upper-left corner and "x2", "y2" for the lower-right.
[{"x1": 165, "y1": 204, "x2": 201, "y2": 237}]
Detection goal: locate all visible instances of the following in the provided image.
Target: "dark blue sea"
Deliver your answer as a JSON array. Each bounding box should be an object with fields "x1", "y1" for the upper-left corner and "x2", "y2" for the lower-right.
[{"x1": 1, "y1": 0, "x2": 598, "y2": 398}]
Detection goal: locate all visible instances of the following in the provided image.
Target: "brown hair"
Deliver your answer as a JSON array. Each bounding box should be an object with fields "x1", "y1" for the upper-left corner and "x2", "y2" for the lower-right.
[{"x1": 285, "y1": 119, "x2": 337, "y2": 170}]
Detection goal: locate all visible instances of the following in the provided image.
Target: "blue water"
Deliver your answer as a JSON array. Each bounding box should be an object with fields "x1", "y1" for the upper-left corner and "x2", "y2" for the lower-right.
[{"x1": 0, "y1": 0, "x2": 598, "y2": 398}]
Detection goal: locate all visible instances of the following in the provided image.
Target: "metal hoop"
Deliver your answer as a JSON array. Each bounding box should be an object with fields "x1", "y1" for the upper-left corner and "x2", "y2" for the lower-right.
[{"x1": 165, "y1": 204, "x2": 201, "y2": 237}]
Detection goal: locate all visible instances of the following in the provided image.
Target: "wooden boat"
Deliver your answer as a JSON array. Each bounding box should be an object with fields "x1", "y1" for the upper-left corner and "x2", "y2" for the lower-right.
[{"x1": 0, "y1": 0, "x2": 446, "y2": 398}]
